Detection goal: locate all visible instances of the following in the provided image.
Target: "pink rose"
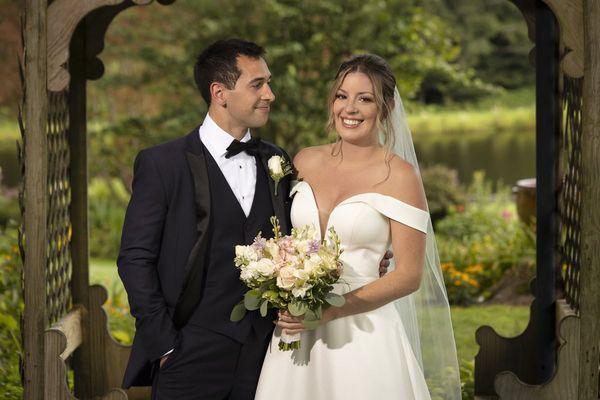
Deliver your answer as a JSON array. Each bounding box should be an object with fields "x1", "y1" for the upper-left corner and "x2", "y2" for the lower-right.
[{"x1": 277, "y1": 266, "x2": 296, "y2": 289}]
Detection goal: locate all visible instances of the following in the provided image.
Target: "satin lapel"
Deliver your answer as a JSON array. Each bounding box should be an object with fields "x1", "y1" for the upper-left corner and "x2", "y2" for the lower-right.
[
  {"x1": 257, "y1": 144, "x2": 289, "y2": 234},
  {"x1": 173, "y1": 142, "x2": 211, "y2": 329}
]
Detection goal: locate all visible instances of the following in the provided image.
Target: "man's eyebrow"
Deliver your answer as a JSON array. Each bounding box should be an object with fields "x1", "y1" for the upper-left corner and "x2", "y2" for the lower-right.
[{"x1": 248, "y1": 75, "x2": 272, "y2": 85}]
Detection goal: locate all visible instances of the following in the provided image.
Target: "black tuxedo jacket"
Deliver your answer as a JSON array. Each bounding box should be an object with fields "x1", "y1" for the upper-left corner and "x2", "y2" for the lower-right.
[{"x1": 117, "y1": 128, "x2": 292, "y2": 387}]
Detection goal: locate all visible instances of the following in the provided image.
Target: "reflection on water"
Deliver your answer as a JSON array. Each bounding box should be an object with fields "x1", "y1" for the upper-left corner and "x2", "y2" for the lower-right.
[
  {"x1": 0, "y1": 130, "x2": 536, "y2": 189},
  {"x1": 414, "y1": 130, "x2": 535, "y2": 187}
]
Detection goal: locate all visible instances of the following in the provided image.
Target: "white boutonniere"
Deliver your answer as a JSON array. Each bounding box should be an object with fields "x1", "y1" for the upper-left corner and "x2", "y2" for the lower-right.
[{"x1": 267, "y1": 155, "x2": 293, "y2": 196}]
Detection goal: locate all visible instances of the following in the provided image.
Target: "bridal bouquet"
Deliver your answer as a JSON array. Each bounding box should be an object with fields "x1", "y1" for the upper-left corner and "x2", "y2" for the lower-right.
[{"x1": 230, "y1": 216, "x2": 345, "y2": 350}]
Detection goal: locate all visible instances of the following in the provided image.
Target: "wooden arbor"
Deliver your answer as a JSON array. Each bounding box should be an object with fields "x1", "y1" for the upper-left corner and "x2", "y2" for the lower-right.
[
  {"x1": 19, "y1": 0, "x2": 600, "y2": 399},
  {"x1": 473, "y1": 1, "x2": 600, "y2": 399},
  {"x1": 22, "y1": 1, "x2": 176, "y2": 399}
]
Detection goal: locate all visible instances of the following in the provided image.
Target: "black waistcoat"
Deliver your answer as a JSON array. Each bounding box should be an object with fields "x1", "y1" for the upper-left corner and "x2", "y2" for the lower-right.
[{"x1": 188, "y1": 150, "x2": 276, "y2": 342}]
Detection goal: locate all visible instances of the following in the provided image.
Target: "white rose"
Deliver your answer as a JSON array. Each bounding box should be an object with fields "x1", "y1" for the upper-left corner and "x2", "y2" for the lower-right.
[
  {"x1": 277, "y1": 266, "x2": 296, "y2": 289},
  {"x1": 255, "y1": 259, "x2": 276, "y2": 278},
  {"x1": 293, "y1": 269, "x2": 310, "y2": 284},
  {"x1": 268, "y1": 155, "x2": 283, "y2": 176}
]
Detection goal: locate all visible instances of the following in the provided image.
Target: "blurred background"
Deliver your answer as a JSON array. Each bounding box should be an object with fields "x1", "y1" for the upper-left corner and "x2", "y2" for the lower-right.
[{"x1": 0, "y1": 1, "x2": 537, "y2": 398}]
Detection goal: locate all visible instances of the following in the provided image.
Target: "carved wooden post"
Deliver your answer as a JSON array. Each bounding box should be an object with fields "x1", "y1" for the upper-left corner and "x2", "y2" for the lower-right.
[
  {"x1": 23, "y1": 0, "x2": 48, "y2": 399},
  {"x1": 578, "y1": 1, "x2": 600, "y2": 398}
]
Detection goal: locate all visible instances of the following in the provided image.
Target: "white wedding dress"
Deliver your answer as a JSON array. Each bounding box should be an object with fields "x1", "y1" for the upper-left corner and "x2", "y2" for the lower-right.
[{"x1": 255, "y1": 181, "x2": 433, "y2": 400}]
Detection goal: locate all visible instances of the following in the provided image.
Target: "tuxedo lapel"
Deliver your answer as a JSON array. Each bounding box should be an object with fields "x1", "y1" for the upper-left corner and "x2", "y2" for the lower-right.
[
  {"x1": 173, "y1": 132, "x2": 212, "y2": 328},
  {"x1": 257, "y1": 143, "x2": 289, "y2": 235}
]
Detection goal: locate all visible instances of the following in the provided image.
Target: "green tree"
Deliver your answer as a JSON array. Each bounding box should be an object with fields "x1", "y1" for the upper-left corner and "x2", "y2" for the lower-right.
[{"x1": 88, "y1": 0, "x2": 460, "y2": 187}]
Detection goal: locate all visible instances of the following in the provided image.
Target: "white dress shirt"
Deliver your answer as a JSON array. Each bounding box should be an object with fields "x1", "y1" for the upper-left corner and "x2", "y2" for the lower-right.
[{"x1": 199, "y1": 113, "x2": 257, "y2": 216}]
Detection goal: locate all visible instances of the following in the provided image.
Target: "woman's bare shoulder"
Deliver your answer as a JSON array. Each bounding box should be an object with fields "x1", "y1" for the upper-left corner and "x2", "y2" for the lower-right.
[
  {"x1": 293, "y1": 144, "x2": 333, "y2": 177},
  {"x1": 383, "y1": 155, "x2": 427, "y2": 210}
]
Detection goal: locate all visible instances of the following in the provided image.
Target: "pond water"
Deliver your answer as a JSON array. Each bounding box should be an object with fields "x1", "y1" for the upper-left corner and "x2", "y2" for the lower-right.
[
  {"x1": 0, "y1": 130, "x2": 536, "y2": 189},
  {"x1": 414, "y1": 129, "x2": 535, "y2": 187}
]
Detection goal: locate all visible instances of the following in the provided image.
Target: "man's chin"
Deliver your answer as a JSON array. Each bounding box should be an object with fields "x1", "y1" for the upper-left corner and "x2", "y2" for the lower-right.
[{"x1": 248, "y1": 115, "x2": 270, "y2": 128}]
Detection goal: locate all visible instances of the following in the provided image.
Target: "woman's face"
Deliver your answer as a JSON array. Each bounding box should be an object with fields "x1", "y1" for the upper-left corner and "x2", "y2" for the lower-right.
[{"x1": 332, "y1": 72, "x2": 379, "y2": 145}]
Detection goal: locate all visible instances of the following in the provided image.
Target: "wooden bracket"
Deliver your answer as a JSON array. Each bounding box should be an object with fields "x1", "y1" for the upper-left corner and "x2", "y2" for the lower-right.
[
  {"x1": 89, "y1": 284, "x2": 151, "y2": 400},
  {"x1": 494, "y1": 300, "x2": 580, "y2": 399},
  {"x1": 47, "y1": 0, "x2": 165, "y2": 92},
  {"x1": 507, "y1": 0, "x2": 583, "y2": 77},
  {"x1": 542, "y1": 0, "x2": 584, "y2": 78},
  {"x1": 474, "y1": 279, "x2": 548, "y2": 397}
]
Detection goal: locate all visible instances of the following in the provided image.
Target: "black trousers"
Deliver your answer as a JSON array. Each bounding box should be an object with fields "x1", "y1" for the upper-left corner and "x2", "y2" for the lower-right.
[{"x1": 151, "y1": 325, "x2": 271, "y2": 400}]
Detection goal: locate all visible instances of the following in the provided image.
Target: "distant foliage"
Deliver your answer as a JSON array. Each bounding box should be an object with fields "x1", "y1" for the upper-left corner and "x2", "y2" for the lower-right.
[
  {"x1": 436, "y1": 172, "x2": 535, "y2": 305},
  {"x1": 88, "y1": 0, "x2": 463, "y2": 184},
  {"x1": 421, "y1": 164, "x2": 467, "y2": 223},
  {"x1": 0, "y1": 223, "x2": 23, "y2": 399},
  {"x1": 89, "y1": 178, "x2": 129, "y2": 259}
]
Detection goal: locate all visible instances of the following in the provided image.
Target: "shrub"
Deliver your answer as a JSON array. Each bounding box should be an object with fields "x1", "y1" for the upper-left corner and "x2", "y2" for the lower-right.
[
  {"x1": 421, "y1": 165, "x2": 466, "y2": 224},
  {"x1": 0, "y1": 223, "x2": 23, "y2": 398},
  {"x1": 89, "y1": 178, "x2": 129, "y2": 259},
  {"x1": 436, "y1": 172, "x2": 535, "y2": 305}
]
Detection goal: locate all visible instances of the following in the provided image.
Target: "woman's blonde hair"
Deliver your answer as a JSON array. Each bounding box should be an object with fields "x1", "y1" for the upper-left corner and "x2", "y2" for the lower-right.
[{"x1": 326, "y1": 54, "x2": 397, "y2": 163}]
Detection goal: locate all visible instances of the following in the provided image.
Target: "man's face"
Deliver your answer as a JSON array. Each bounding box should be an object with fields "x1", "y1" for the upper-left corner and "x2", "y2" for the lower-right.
[{"x1": 222, "y1": 55, "x2": 275, "y2": 129}]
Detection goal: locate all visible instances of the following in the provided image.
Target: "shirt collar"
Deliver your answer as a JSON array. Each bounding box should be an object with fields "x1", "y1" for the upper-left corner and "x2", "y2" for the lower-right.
[{"x1": 199, "y1": 113, "x2": 252, "y2": 158}]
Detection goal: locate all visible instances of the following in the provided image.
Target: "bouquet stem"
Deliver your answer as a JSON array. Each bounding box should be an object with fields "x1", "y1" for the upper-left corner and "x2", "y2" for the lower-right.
[{"x1": 279, "y1": 331, "x2": 301, "y2": 351}]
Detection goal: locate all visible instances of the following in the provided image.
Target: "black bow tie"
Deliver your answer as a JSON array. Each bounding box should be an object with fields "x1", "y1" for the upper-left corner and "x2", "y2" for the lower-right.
[{"x1": 225, "y1": 137, "x2": 262, "y2": 158}]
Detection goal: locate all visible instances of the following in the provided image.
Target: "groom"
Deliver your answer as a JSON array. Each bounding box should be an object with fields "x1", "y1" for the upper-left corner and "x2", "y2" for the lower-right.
[{"x1": 118, "y1": 38, "x2": 390, "y2": 399}]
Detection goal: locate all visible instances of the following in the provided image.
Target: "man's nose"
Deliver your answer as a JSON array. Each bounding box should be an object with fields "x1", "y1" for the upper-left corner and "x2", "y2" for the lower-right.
[{"x1": 262, "y1": 84, "x2": 275, "y2": 102}]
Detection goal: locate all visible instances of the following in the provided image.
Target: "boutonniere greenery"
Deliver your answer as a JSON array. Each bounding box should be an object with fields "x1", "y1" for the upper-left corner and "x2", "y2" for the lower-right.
[{"x1": 267, "y1": 155, "x2": 293, "y2": 196}]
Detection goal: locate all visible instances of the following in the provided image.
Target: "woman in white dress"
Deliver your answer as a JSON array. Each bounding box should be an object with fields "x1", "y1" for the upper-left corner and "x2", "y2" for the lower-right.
[{"x1": 255, "y1": 54, "x2": 460, "y2": 400}]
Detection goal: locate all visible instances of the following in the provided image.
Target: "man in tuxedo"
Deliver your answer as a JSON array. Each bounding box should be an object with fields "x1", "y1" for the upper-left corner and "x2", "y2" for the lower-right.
[{"x1": 118, "y1": 38, "x2": 390, "y2": 399}]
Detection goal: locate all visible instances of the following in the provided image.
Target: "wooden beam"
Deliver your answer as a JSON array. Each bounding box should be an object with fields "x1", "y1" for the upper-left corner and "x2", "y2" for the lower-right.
[
  {"x1": 23, "y1": 0, "x2": 48, "y2": 399},
  {"x1": 578, "y1": 1, "x2": 600, "y2": 398},
  {"x1": 68, "y1": 20, "x2": 93, "y2": 399}
]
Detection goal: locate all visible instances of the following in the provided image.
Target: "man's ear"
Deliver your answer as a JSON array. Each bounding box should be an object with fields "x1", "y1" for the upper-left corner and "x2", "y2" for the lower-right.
[{"x1": 210, "y1": 82, "x2": 227, "y2": 107}]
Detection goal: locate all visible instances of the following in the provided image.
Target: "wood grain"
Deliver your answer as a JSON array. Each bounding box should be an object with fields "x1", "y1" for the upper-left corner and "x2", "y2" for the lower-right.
[
  {"x1": 23, "y1": 0, "x2": 48, "y2": 398},
  {"x1": 577, "y1": 1, "x2": 600, "y2": 398}
]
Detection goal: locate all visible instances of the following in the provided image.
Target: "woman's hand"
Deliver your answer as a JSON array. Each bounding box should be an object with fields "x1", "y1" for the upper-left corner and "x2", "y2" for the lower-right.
[{"x1": 276, "y1": 309, "x2": 336, "y2": 335}]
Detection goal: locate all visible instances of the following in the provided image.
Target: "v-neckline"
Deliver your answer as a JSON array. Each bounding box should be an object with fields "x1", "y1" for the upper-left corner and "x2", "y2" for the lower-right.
[{"x1": 300, "y1": 180, "x2": 378, "y2": 240}]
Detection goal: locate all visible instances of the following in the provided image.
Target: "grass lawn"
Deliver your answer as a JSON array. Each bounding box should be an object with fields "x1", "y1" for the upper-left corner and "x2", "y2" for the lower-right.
[{"x1": 91, "y1": 258, "x2": 530, "y2": 365}]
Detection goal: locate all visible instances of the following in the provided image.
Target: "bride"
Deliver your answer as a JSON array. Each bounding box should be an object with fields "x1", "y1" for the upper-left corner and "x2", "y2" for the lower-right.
[{"x1": 254, "y1": 54, "x2": 461, "y2": 400}]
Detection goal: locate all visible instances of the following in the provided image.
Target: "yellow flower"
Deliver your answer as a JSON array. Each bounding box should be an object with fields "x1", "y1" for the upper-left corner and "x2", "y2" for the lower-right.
[{"x1": 454, "y1": 280, "x2": 462, "y2": 286}]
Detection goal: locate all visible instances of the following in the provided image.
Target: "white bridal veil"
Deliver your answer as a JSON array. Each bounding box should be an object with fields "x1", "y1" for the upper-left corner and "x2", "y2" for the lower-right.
[{"x1": 385, "y1": 89, "x2": 462, "y2": 400}]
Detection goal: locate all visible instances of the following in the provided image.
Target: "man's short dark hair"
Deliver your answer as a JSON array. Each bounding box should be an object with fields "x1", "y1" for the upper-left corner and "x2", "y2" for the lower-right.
[{"x1": 194, "y1": 38, "x2": 266, "y2": 105}]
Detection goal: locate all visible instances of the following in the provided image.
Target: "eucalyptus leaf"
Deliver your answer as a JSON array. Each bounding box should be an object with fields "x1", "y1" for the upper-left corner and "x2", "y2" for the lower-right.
[
  {"x1": 325, "y1": 293, "x2": 345, "y2": 307},
  {"x1": 230, "y1": 302, "x2": 247, "y2": 322},
  {"x1": 260, "y1": 300, "x2": 269, "y2": 317},
  {"x1": 304, "y1": 309, "x2": 318, "y2": 321},
  {"x1": 288, "y1": 302, "x2": 308, "y2": 316},
  {"x1": 244, "y1": 291, "x2": 261, "y2": 310}
]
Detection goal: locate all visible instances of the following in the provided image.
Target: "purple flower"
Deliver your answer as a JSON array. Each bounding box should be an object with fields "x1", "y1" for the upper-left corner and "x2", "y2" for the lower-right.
[{"x1": 307, "y1": 240, "x2": 320, "y2": 254}]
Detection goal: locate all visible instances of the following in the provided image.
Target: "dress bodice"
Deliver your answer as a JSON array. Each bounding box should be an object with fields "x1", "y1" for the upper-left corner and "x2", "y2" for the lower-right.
[{"x1": 290, "y1": 181, "x2": 429, "y2": 286}]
